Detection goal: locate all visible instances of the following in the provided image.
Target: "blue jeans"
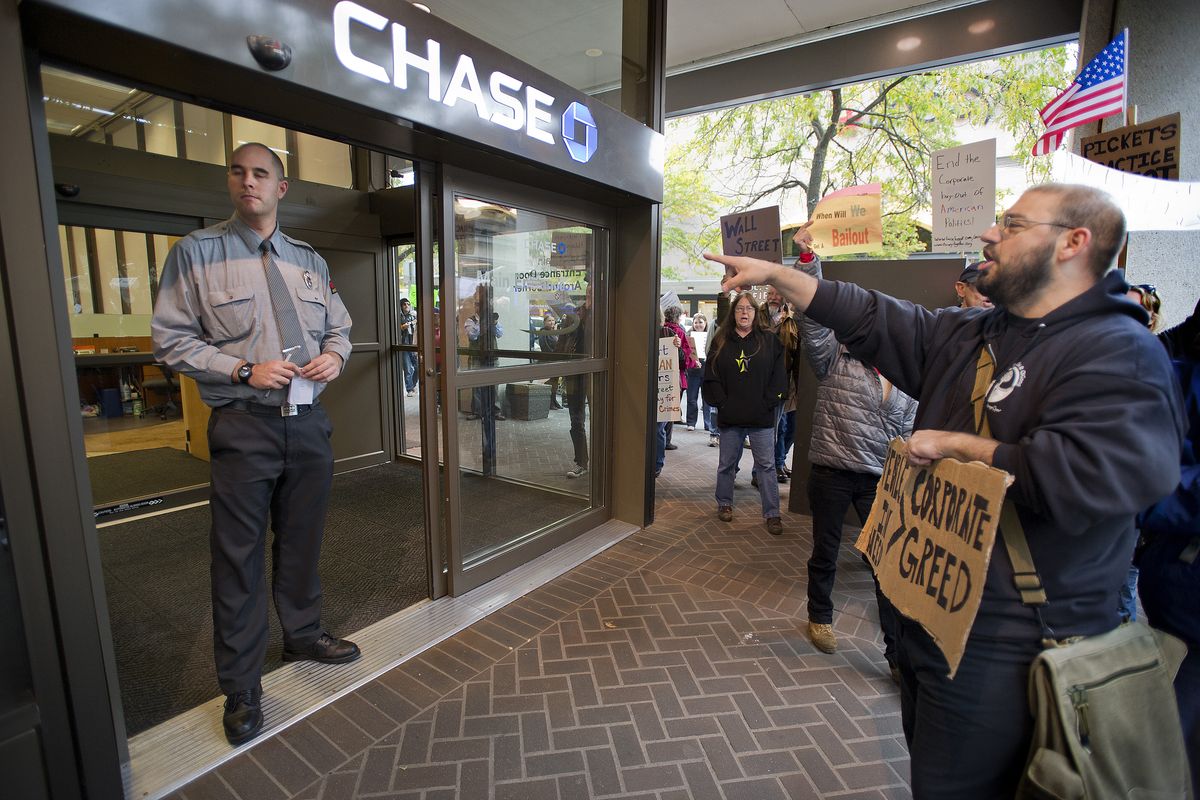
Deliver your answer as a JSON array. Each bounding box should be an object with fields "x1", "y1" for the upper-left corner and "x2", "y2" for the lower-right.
[
  {"x1": 685, "y1": 365, "x2": 705, "y2": 427},
  {"x1": 655, "y1": 421, "x2": 668, "y2": 473},
  {"x1": 1118, "y1": 563, "x2": 1139, "y2": 621},
  {"x1": 715, "y1": 425, "x2": 779, "y2": 518},
  {"x1": 707, "y1": 406, "x2": 717, "y2": 433},
  {"x1": 776, "y1": 410, "x2": 795, "y2": 469},
  {"x1": 402, "y1": 350, "x2": 418, "y2": 392},
  {"x1": 752, "y1": 405, "x2": 784, "y2": 479}
]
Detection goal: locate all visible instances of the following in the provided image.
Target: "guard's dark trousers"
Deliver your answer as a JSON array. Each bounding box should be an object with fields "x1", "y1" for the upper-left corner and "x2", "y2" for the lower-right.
[{"x1": 208, "y1": 404, "x2": 333, "y2": 694}]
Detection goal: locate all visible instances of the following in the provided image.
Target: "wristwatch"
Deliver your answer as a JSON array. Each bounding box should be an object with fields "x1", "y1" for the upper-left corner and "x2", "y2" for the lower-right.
[{"x1": 237, "y1": 362, "x2": 255, "y2": 384}]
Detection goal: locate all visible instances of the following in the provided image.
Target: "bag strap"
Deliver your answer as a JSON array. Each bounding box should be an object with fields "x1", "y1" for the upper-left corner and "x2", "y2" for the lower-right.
[
  {"x1": 971, "y1": 346, "x2": 995, "y2": 437},
  {"x1": 970, "y1": 346, "x2": 1050, "y2": 611}
]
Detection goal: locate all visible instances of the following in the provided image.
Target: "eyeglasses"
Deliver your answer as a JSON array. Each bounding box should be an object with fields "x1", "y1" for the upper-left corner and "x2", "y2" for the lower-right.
[
  {"x1": 995, "y1": 213, "x2": 1074, "y2": 238},
  {"x1": 1134, "y1": 283, "x2": 1158, "y2": 297}
]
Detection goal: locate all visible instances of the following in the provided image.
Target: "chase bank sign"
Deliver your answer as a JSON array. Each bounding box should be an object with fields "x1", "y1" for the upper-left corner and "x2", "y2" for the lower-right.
[{"x1": 334, "y1": 0, "x2": 597, "y2": 164}]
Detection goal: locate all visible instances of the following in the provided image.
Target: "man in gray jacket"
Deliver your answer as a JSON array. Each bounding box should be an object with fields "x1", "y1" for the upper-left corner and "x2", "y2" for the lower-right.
[{"x1": 793, "y1": 223, "x2": 917, "y2": 672}]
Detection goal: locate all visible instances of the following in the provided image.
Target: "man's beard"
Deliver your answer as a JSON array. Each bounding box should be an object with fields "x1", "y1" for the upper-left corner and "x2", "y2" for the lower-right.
[{"x1": 978, "y1": 240, "x2": 1054, "y2": 309}]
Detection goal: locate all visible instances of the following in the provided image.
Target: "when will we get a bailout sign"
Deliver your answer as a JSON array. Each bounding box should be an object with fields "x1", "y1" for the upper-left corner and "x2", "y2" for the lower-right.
[{"x1": 854, "y1": 439, "x2": 1012, "y2": 677}]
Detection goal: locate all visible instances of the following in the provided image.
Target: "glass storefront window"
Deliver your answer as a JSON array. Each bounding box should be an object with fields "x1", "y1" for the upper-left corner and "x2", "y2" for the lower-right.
[
  {"x1": 453, "y1": 196, "x2": 599, "y2": 371},
  {"x1": 182, "y1": 103, "x2": 225, "y2": 166},
  {"x1": 41, "y1": 66, "x2": 355, "y2": 188},
  {"x1": 295, "y1": 131, "x2": 353, "y2": 188},
  {"x1": 60, "y1": 224, "x2": 174, "y2": 328},
  {"x1": 141, "y1": 96, "x2": 178, "y2": 157},
  {"x1": 457, "y1": 373, "x2": 598, "y2": 564},
  {"x1": 229, "y1": 115, "x2": 287, "y2": 161}
]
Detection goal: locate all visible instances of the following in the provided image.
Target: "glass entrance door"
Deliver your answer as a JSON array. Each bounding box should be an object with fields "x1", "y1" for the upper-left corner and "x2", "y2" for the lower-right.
[{"x1": 439, "y1": 169, "x2": 614, "y2": 594}]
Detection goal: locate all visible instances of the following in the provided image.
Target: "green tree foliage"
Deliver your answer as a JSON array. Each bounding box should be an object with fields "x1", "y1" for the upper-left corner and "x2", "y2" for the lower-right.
[
  {"x1": 663, "y1": 46, "x2": 1075, "y2": 270},
  {"x1": 661, "y1": 150, "x2": 725, "y2": 280}
]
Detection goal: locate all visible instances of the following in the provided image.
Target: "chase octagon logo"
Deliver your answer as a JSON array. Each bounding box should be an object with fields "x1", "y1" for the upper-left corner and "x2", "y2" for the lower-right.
[{"x1": 562, "y1": 101, "x2": 597, "y2": 163}]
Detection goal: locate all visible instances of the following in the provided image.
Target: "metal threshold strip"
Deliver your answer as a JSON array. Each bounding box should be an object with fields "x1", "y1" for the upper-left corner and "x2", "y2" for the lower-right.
[{"x1": 122, "y1": 519, "x2": 640, "y2": 800}]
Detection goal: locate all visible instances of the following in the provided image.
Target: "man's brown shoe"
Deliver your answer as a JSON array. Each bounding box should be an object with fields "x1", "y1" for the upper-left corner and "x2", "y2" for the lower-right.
[
  {"x1": 807, "y1": 622, "x2": 838, "y2": 654},
  {"x1": 766, "y1": 517, "x2": 784, "y2": 536},
  {"x1": 718, "y1": 505, "x2": 733, "y2": 522}
]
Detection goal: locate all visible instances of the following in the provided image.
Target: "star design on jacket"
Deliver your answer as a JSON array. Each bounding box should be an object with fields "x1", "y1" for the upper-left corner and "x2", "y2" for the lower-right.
[{"x1": 735, "y1": 348, "x2": 750, "y2": 373}]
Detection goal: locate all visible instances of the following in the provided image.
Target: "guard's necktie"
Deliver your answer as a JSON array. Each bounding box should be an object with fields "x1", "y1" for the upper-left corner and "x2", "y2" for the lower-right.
[{"x1": 260, "y1": 240, "x2": 311, "y2": 365}]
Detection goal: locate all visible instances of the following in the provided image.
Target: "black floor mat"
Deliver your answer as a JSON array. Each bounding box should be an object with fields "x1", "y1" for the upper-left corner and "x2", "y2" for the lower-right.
[
  {"x1": 102, "y1": 461, "x2": 428, "y2": 735},
  {"x1": 88, "y1": 447, "x2": 211, "y2": 506}
]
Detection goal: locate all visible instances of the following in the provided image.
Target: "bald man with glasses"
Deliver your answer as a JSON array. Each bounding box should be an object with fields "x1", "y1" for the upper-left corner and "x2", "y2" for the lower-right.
[{"x1": 705, "y1": 183, "x2": 1185, "y2": 799}]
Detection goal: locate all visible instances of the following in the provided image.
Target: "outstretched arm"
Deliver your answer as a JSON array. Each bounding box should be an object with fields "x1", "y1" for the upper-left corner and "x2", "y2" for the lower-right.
[{"x1": 704, "y1": 223, "x2": 820, "y2": 310}]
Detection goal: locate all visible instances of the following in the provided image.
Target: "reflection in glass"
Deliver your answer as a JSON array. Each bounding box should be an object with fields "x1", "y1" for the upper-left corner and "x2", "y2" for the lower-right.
[
  {"x1": 454, "y1": 196, "x2": 599, "y2": 371},
  {"x1": 393, "y1": 238, "x2": 437, "y2": 458},
  {"x1": 41, "y1": 66, "x2": 353, "y2": 188},
  {"x1": 457, "y1": 374, "x2": 597, "y2": 564}
]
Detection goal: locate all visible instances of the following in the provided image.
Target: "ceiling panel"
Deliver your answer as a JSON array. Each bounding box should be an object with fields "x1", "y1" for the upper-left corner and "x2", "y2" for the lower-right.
[
  {"x1": 785, "y1": 0, "x2": 941, "y2": 35},
  {"x1": 665, "y1": 0, "x2": 805, "y2": 69},
  {"x1": 410, "y1": 0, "x2": 989, "y2": 94}
]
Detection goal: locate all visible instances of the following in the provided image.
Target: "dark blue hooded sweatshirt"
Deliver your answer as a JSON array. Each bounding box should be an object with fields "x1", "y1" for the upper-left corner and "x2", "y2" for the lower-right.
[{"x1": 806, "y1": 269, "x2": 1185, "y2": 641}]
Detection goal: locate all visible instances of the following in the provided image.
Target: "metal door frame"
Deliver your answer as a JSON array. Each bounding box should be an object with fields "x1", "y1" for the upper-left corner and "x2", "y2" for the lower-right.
[{"x1": 438, "y1": 166, "x2": 616, "y2": 595}]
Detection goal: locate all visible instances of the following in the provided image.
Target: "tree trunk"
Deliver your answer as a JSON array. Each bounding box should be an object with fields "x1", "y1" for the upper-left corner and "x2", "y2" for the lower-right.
[{"x1": 806, "y1": 88, "x2": 842, "y2": 216}]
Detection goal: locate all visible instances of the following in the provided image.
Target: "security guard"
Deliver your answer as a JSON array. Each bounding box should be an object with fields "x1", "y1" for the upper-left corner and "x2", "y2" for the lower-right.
[{"x1": 152, "y1": 142, "x2": 358, "y2": 746}]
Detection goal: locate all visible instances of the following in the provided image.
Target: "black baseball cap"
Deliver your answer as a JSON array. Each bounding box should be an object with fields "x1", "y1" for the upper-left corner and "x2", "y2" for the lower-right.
[{"x1": 958, "y1": 262, "x2": 984, "y2": 284}]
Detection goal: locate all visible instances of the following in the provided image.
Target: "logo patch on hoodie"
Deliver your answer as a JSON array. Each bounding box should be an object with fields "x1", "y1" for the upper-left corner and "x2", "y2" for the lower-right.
[
  {"x1": 987, "y1": 362, "x2": 1026, "y2": 409},
  {"x1": 735, "y1": 348, "x2": 750, "y2": 373}
]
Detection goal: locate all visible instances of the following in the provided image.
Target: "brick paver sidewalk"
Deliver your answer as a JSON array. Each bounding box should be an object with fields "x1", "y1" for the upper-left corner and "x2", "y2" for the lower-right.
[{"x1": 174, "y1": 426, "x2": 909, "y2": 800}]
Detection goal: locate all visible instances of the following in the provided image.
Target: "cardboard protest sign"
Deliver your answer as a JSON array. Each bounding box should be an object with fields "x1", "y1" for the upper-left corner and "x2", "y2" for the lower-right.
[
  {"x1": 659, "y1": 291, "x2": 682, "y2": 312},
  {"x1": 932, "y1": 140, "x2": 996, "y2": 253},
  {"x1": 1050, "y1": 150, "x2": 1200, "y2": 231},
  {"x1": 854, "y1": 439, "x2": 1012, "y2": 677},
  {"x1": 808, "y1": 184, "x2": 883, "y2": 256},
  {"x1": 721, "y1": 206, "x2": 784, "y2": 263},
  {"x1": 1080, "y1": 113, "x2": 1180, "y2": 180},
  {"x1": 656, "y1": 337, "x2": 681, "y2": 422}
]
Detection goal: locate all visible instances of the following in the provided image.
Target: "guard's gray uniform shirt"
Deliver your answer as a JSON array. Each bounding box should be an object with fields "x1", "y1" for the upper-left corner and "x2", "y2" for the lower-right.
[{"x1": 151, "y1": 215, "x2": 353, "y2": 407}]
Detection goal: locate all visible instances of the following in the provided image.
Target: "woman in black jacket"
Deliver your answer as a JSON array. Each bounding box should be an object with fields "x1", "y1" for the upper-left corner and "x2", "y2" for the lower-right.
[{"x1": 702, "y1": 291, "x2": 787, "y2": 535}]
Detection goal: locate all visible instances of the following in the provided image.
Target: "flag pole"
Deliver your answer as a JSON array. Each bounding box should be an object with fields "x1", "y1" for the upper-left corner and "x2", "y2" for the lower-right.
[
  {"x1": 1122, "y1": 28, "x2": 1134, "y2": 126},
  {"x1": 1116, "y1": 29, "x2": 1132, "y2": 270}
]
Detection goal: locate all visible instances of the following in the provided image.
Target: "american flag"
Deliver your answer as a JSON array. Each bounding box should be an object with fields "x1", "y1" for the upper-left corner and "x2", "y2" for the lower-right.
[{"x1": 1032, "y1": 31, "x2": 1128, "y2": 156}]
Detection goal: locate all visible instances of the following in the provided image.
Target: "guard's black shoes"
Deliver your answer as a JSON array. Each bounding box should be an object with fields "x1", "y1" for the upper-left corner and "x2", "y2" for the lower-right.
[
  {"x1": 223, "y1": 685, "x2": 263, "y2": 746},
  {"x1": 282, "y1": 633, "x2": 361, "y2": 664}
]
